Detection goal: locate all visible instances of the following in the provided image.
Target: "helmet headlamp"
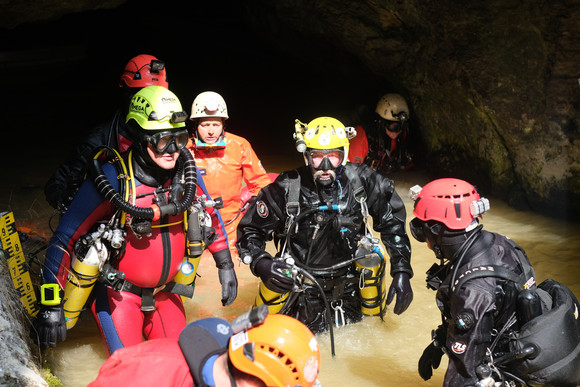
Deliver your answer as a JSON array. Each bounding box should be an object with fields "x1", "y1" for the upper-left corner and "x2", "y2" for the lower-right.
[
  {"x1": 147, "y1": 110, "x2": 188, "y2": 123},
  {"x1": 149, "y1": 59, "x2": 165, "y2": 73},
  {"x1": 170, "y1": 111, "x2": 189, "y2": 124},
  {"x1": 132, "y1": 60, "x2": 165, "y2": 80}
]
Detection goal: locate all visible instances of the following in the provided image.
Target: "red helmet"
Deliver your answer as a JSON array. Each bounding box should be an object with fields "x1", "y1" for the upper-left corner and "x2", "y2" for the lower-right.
[
  {"x1": 119, "y1": 54, "x2": 168, "y2": 88},
  {"x1": 411, "y1": 178, "x2": 489, "y2": 230}
]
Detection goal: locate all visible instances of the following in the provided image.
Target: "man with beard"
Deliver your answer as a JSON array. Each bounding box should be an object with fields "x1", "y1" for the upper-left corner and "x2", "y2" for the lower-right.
[{"x1": 236, "y1": 116, "x2": 413, "y2": 334}]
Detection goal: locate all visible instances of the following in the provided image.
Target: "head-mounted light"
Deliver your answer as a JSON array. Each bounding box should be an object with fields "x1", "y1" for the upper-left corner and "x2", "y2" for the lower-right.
[{"x1": 170, "y1": 111, "x2": 189, "y2": 124}]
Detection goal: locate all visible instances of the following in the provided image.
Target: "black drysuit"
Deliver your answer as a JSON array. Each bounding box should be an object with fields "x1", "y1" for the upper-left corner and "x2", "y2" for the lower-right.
[
  {"x1": 44, "y1": 109, "x2": 131, "y2": 211},
  {"x1": 433, "y1": 230, "x2": 535, "y2": 386},
  {"x1": 236, "y1": 162, "x2": 412, "y2": 333}
]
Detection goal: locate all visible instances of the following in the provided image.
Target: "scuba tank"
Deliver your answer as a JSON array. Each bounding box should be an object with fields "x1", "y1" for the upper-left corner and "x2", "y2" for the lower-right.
[
  {"x1": 174, "y1": 193, "x2": 218, "y2": 302},
  {"x1": 254, "y1": 255, "x2": 294, "y2": 314},
  {"x1": 354, "y1": 234, "x2": 387, "y2": 316},
  {"x1": 255, "y1": 282, "x2": 290, "y2": 314},
  {"x1": 63, "y1": 223, "x2": 123, "y2": 329},
  {"x1": 172, "y1": 256, "x2": 201, "y2": 303}
]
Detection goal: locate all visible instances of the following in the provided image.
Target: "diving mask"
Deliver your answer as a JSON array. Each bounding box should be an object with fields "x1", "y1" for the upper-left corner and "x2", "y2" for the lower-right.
[{"x1": 146, "y1": 129, "x2": 189, "y2": 154}]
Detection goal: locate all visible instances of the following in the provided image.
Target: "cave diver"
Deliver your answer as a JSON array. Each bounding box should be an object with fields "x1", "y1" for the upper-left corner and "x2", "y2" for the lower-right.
[
  {"x1": 32, "y1": 86, "x2": 237, "y2": 355},
  {"x1": 236, "y1": 116, "x2": 413, "y2": 355},
  {"x1": 410, "y1": 178, "x2": 580, "y2": 386},
  {"x1": 348, "y1": 93, "x2": 414, "y2": 174}
]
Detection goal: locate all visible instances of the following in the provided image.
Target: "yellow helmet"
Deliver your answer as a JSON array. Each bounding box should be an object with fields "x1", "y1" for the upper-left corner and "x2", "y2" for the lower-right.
[
  {"x1": 126, "y1": 86, "x2": 188, "y2": 131},
  {"x1": 228, "y1": 314, "x2": 321, "y2": 387},
  {"x1": 300, "y1": 116, "x2": 350, "y2": 165}
]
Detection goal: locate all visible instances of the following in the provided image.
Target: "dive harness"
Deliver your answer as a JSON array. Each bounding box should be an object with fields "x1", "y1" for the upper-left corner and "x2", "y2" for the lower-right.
[{"x1": 85, "y1": 146, "x2": 202, "y2": 310}]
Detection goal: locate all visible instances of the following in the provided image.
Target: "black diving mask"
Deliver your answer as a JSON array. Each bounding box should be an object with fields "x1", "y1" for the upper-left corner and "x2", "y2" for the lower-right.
[
  {"x1": 146, "y1": 129, "x2": 189, "y2": 154},
  {"x1": 306, "y1": 149, "x2": 344, "y2": 170},
  {"x1": 410, "y1": 217, "x2": 445, "y2": 243}
]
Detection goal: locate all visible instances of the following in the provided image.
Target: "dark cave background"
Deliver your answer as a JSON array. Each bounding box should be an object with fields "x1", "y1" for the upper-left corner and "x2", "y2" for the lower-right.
[
  {"x1": 1, "y1": 0, "x2": 579, "y2": 221},
  {"x1": 0, "y1": 0, "x2": 394, "y2": 174}
]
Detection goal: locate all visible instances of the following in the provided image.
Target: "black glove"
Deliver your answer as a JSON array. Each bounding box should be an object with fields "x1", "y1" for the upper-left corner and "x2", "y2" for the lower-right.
[
  {"x1": 31, "y1": 303, "x2": 67, "y2": 348},
  {"x1": 218, "y1": 267, "x2": 238, "y2": 306},
  {"x1": 212, "y1": 249, "x2": 238, "y2": 306},
  {"x1": 386, "y1": 272, "x2": 413, "y2": 314},
  {"x1": 254, "y1": 254, "x2": 295, "y2": 294},
  {"x1": 418, "y1": 342, "x2": 444, "y2": 381},
  {"x1": 44, "y1": 179, "x2": 68, "y2": 211}
]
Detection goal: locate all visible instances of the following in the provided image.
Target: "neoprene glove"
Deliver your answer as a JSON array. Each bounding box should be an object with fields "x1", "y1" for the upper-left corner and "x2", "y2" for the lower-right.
[
  {"x1": 44, "y1": 180, "x2": 68, "y2": 212},
  {"x1": 31, "y1": 303, "x2": 67, "y2": 348},
  {"x1": 254, "y1": 254, "x2": 295, "y2": 294},
  {"x1": 218, "y1": 268, "x2": 238, "y2": 306},
  {"x1": 386, "y1": 271, "x2": 413, "y2": 314},
  {"x1": 212, "y1": 249, "x2": 238, "y2": 306},
  {"x1": 418, "y1": 342, "x2": 444, "y2": 381}
]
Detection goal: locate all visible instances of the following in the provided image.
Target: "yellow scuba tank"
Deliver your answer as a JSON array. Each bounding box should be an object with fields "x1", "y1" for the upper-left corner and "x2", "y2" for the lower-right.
[
  {"x1": 254, "y1": 281, "x2": 289, "y2": 314},
  {"x1": 356, "y1": 260, "x2": 387, "y2": 316},
  {"x1": 63, "y1": 238, "x2": 108, "y2": 329},
  {"x1": 355, "y1": 236, "x2": 387, "y2": 316},
  {"x1": 173, "y1": 255, "x2": 201, "y2": 302}
]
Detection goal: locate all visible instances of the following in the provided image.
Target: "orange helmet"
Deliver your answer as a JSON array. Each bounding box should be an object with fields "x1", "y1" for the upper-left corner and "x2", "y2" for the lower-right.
[
  {"x1": 229, "y1": 314, "x2": 321, "y2": 387},
  {"x1": 119, "y1": 54, "x2": 168, "y2": 89}
]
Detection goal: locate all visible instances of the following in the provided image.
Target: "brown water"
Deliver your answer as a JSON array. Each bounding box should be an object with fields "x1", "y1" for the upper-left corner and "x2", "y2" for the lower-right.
[{"x1": 25, "y1": 169, "x2": 577, "y2": 387}]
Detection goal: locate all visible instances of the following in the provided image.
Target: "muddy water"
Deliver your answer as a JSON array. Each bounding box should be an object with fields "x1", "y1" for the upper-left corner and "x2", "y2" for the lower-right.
[{"x1": 27, "y1": 167, "x2": 578, "y2": 387}]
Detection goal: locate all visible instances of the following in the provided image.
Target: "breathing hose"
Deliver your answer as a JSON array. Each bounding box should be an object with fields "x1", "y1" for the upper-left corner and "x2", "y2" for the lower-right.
[
  {"x1": 278, "y1": 266, "x2": 336, "y2": 357},
  {"x1": 90, "y1": 148, "x2": 197, "y2": 220}
]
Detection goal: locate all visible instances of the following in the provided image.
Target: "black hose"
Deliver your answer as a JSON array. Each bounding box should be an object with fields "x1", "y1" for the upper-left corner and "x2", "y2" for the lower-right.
[
  {"x1": 294, "y1": 267, "x2": 336, "y2": 357},
  {"x1": 90, "y1": 148, "x2": 197, "y2": 219},
  {"x1": 173, "y1": 148, "x2": 197, "y2": 213}
]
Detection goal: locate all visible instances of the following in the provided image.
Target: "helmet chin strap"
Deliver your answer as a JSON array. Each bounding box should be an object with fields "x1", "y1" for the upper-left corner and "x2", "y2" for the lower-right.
[{"x1": 225, "y1": 354, "x2": 238, "y2": 387}]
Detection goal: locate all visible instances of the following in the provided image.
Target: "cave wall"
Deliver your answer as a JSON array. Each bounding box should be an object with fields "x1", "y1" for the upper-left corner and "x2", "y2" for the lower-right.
[
  {"x1": 239, "y1": 0, "x2": 580, "y2": 218},
  {"x1": 0, "y1": 0, "x2": 578, "y2": 218}
]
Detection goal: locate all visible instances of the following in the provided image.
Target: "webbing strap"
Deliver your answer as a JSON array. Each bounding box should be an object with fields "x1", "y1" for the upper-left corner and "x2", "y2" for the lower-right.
[
  {"x1": 452, "y1": 265, "x2": 525, "y2": 294},
  {"x1": 343, "y1": 166, "x2": 367, "y2": 203},
  {"x1": 286, "y1": 169, "x2": 301, "y2": 216}
]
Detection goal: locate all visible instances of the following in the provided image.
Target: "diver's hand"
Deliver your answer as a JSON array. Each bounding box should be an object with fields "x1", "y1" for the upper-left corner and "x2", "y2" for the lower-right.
[
  {"x1": 418, "y1": 342, "x2": 444, "y2": 381},
  {"x1": 386, "y1": 272, "x2": 413, "y2": 314},
  {"x1": 218, "y1": 267, "x2": 238, "y2": 306},
  {"x1": 31, "y1": 303, "x2": 67, "y2": 348},
  {"x1": 254, "y1": 256, "x2": 294, "y2": 294},
  {"x1": 212, "y1": 249, "x2": 238, "y2": 306}
]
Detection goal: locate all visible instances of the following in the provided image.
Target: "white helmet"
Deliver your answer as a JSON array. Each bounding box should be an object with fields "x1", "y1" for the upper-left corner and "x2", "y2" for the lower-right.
[
  {"x1": 190, "y1": 91, "x2": 229, "y2": 120},
  {"x1": 375, "y1": 93, "x2": 409, "y2": 121}
]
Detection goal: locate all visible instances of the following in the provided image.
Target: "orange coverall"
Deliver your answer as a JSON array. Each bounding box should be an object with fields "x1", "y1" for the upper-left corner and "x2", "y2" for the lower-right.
[{"x1": 188, "y1": 131, "x2": 271, "y2": 256}]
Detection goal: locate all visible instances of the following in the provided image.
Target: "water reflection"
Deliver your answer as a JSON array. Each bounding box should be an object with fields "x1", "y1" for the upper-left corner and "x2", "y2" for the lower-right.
[{"x1": 28, "y1": 172, "x2": 580, "y2": 386}]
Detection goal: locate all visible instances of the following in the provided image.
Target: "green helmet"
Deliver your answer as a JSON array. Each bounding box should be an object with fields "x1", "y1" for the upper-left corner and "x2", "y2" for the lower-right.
[{"x1": 126, "y1": 85, "x2": 188, "y2": 131}]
